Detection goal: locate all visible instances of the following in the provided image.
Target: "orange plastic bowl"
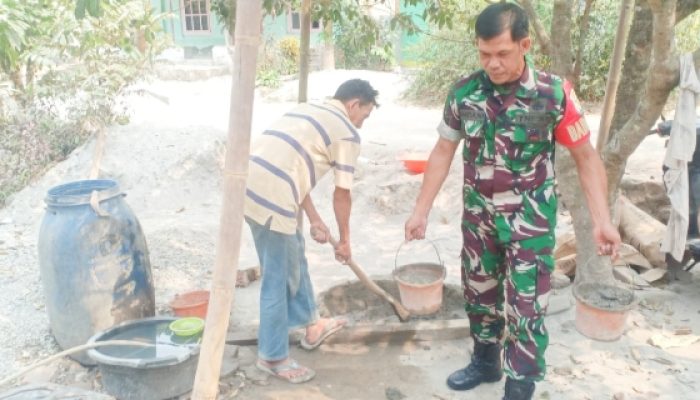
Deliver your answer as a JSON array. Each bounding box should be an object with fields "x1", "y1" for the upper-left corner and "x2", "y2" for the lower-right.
[
  {"x1": 402, "y1": 159, "x2": 428, "y2": 174},
  {"x1": 169, "y1": 290, "x2": 210, "y2": 319}
]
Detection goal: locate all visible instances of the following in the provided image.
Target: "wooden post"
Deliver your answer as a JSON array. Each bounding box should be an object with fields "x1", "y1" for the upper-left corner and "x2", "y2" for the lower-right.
[
  {"x1": 190, "y1": 1, "x2": 262, "y2": 399},
  {"x1": 596, "y1": 0, "x2": 634, "y2": 151},
  {"x1": 298, "y1": 0, "x2": 311, "y2": 102}
]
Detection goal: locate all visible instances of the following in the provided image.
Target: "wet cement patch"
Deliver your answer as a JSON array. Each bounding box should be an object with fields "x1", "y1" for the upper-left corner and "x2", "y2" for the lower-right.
[
  {"x1": 574, "y1": 282, "x2": 636, "y2": 310},
  {"x1": 317, "y1": 279, "x2": 466, "y2": 324}
]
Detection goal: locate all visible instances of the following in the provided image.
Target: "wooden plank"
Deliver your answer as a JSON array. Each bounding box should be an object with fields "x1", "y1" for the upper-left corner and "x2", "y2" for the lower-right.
[{"x1": 226, "y1": 319, "x2": 470, "y2": 346}]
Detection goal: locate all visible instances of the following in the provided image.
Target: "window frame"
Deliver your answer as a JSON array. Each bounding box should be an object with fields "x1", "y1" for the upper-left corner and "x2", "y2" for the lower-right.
[
  {"x1": 287, "y1": 10, "x2": 323, "y2": 33},
  {"x1": 180, "y1": 0, "x2": 212, "y2": 36}
]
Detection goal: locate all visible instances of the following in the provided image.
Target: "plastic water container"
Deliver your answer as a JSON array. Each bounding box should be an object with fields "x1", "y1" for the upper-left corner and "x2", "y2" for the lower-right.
[
  {"x1": 38, "y1": 180, "x2": 155, "y2": 364},
  {"x1": 87, "y1": 317, "x2": 201, "y2": 400}
]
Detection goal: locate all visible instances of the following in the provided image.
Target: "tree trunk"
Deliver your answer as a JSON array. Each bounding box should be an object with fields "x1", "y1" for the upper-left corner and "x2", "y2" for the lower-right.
[
  {"x1": 549, "y1": 0, "x2": 611, "y2": 282},
  {"x1": 608, "y1": 1, "x2": 653, "y2": 139},
  {"x1": 551, "y1": 0, "x2": 574, "y2": 81},
  {"x1": 678, "y1": 0, "x2": 700, "y2": 21},
  {"x1": 606, "y1": 0, "x2": 699, "y2": 135},
  {"x1": 595, "y1": 0, "x2": 634, "y2": 151},
  {"x1": 604, "y1": 1, "x2": 681, "y2": 195},
  {"x1": 572, "y1": 0, "x2": 594, "y2": 89},
  {"x1": 298, "y1": 0, "x2": 312, "y2": 103},
  {"x1": 518, "y1": 0, "x2": 551, "y2": 55}
]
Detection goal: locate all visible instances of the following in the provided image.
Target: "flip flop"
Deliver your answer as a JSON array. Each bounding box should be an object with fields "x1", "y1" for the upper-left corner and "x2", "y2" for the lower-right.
[
  {"x1": 299, "y1": 318, "x2": 346, "y2": 350},
  {"x1": 255, "y1": 358, "x2": 316, "y2": 384}
]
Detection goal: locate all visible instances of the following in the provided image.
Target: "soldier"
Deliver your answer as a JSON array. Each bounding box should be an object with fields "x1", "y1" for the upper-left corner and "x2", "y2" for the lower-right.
[{"x1": 404, "y1": 3, "x2": 620, "y2": 400}]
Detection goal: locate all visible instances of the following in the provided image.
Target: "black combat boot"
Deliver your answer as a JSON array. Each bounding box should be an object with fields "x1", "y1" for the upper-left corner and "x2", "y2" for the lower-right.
[
  {"x1": 446, "y1": 341, "x2": 503, "y2": 391},
  {"x1": 502, "y1": 377, "x2": 535, "y2": 400}
]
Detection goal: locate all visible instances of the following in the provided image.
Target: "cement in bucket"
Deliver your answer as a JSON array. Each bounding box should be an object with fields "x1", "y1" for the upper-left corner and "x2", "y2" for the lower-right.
[
  {"x1": 573, "y1": 282, "x2": 636, "y2": 341},
  {"x1": 393, "y1": 240, "x2": 446, "y2": 315},
  {"x1": 393, "y1": 263, "x2": 446, "y2": 315}
]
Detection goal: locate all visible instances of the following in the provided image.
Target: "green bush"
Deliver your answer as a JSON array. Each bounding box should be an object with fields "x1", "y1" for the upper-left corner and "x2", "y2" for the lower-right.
[
  {"x1": 255, "y1": 36, "x2": 301, "y2": 88},
  {"x1": 572, "y1": 0, "x2": 617, "y2": 100},
  {"x1": 334, "y1": 15, "x2": 394, "y2": 71},
  {"x1": 402, "y1": 3, "x2": 481, "y2": 105},
  {"x1": 279, "y1": 36, "x2": 300, "y2": 65},
  {"x1": 676, "y1": 11, "x2": 700, "y2": 52},
  {"x1": 402, "y1": 30, "x2": 479, "y2": 105}
]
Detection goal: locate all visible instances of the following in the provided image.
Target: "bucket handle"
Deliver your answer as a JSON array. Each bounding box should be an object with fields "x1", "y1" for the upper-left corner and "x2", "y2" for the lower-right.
[{"x1": 394, "y1": 239, "x2": 443, "y2": 272}]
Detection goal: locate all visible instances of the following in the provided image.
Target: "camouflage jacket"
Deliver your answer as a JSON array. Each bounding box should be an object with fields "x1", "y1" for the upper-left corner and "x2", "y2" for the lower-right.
[{"x1": 438, "y1": 60, "x2": 589, "y2": 241}]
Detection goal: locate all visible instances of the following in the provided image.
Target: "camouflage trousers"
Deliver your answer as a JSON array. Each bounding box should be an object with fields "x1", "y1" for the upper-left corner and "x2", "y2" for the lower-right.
[{"x1": 461, "y1": 195, "x2": 555, "y2": 381}]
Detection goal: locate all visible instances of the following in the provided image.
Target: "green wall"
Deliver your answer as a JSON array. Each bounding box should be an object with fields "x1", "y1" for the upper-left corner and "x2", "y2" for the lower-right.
[
  {"x1": 152, "y1": 1, "x2": 424, "y2": 62},
  {"x1": 153, "y1": 0, "x2": 226, "y2": 48},
  {"x1": 153, "y1": 1, "x2": 324, "y2": 49}
]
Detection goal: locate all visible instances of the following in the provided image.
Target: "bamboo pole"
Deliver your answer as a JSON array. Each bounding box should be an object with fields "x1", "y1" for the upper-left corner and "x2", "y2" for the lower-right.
[
  {"x1": 190, "y1": 1, "x2": 262, "y2": 399},
  {"x1": 596, "y1": 0, "x2": 634, "y2": 151},
  {"x1": 298, "y1": 0, "x2": 311, "y2": 102}
]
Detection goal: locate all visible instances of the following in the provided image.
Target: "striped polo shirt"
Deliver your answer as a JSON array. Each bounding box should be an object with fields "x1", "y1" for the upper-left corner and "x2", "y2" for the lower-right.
[{"x1": 244, "y1": 99, "x2": 361, "y2": 234}]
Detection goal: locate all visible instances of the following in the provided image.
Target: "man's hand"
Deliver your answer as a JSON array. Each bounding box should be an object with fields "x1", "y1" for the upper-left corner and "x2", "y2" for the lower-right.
[
  {"x1": 405, "y1": 212, "x2": 428, "y2": 241},
  {"x1": 334, "y1": 239, "x2": 351, "y2": 264},
  {"x1": 310, "y1": 220, "x2": 330, "y2": 244},
  {"x1": 593, "y1": 222, "x2": 621, "y2": 261}
]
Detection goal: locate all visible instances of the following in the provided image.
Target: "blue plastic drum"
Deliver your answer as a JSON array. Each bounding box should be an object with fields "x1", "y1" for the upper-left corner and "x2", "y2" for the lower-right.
[{"x1": 38, "y1": 180, "x2": 155, "y2": 364}]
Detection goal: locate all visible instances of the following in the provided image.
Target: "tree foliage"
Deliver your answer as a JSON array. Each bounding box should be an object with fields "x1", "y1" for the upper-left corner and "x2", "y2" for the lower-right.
[
  {"x1": 0, "y1": 0, "x2": 167, "y2": 206},
  {"x1": 403, "y1": 0, "x2": 626, "y2": 104},
  {"x1": 208, "y1": 0, "x2": 461, "y2": 88}
]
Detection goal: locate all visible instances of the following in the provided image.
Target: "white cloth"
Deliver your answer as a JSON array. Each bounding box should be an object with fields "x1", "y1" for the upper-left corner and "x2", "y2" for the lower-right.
[{"x1": 662, "y1": 53, "x2": 700, "y2": 261}]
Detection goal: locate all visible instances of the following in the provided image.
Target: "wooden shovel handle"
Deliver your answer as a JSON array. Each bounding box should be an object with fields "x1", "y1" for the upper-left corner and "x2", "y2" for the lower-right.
[{"x1": 328, "y1": 236, "x2": 411, "y2": 321}]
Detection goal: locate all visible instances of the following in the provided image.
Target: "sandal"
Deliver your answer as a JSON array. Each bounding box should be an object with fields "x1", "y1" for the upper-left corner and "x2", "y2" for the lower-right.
[
  {"x1": 300, "y1": 318, "x2": 347, "y2": 350},
  {"x1": 256, "y1": 358, "x2": 316, "y2": 384}
]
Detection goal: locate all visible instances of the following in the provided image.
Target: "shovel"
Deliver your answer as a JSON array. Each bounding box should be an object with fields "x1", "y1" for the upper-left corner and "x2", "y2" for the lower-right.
[{"x1": 328, "y1": 236, "x2": 411, "y2": 322}]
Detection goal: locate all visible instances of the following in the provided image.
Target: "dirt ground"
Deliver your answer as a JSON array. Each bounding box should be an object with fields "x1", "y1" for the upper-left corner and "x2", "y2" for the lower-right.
[{"x1": 0, "y1": 68, "x2": 699, "y2": 399}]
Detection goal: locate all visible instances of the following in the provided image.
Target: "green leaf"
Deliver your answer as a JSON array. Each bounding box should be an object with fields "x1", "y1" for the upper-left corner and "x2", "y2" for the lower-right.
[
  {"x1": 75, "y1": 0, "x2": 87, "y2": 19},
  {"x1": 86, "y1": 0, "x2": 103, "y2": 18}
]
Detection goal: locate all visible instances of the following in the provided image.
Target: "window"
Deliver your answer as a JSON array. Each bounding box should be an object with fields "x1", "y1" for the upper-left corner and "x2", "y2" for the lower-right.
[
  {"x1": 181, "y1": 0, "x2": 211, "y2": 34},
  {"x1": 288, "y1": 11, "x2": 322, "y2": 32}
]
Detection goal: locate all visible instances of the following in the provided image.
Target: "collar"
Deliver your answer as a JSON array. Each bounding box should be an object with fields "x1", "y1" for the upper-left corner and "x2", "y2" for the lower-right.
[
  {"x1": 481, "y1": 55, "x2": 538, "y2": 99},
  {"x1": 324, "y1": 99, "x2": 350, "y2": 117}
]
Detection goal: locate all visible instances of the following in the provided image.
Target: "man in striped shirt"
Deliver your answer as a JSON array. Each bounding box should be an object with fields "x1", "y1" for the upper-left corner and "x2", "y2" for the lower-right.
[{"x1": 245, "y1": 79, "x2": 378, "y2": 383}]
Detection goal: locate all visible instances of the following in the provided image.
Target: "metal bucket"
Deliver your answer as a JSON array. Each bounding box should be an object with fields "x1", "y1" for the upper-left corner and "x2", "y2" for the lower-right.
[{"x1": 393, "y1": 241, "x2": 446, "y2": 315}]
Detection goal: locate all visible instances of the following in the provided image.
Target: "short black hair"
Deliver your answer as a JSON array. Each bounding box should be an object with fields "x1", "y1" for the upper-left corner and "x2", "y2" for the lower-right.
[
  {"x1": 475, "y1": 2, "x2": 529, "y2": 41},
  {"x1": 333, "y1": 79, "x2": 379, "y2": 107}
]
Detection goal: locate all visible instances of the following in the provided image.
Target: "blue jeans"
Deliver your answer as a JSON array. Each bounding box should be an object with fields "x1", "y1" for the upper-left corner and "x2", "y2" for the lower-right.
[{"x1": 246, "y1": 217, "x2": 318, "y2": 361}]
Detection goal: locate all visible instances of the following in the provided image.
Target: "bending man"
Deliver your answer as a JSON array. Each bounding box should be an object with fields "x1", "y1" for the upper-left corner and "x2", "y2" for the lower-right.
[{"x1": 245, "y1": 79, "x2": 378, "y2": 384}]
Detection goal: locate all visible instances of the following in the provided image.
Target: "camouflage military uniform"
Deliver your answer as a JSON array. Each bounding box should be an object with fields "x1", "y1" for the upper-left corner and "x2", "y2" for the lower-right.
[{"x1": 437, "y1": 60, "x2": 589, "y2": 381}]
